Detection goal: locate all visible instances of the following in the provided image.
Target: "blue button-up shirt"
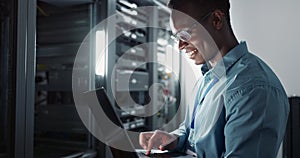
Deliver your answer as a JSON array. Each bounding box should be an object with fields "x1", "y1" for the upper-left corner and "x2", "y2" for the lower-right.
[{"x1": 171, "y1": 42, "x2": 289, "y2": 158}]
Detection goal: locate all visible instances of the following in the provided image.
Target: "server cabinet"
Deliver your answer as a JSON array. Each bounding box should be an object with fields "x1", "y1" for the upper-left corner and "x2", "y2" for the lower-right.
[
  {"x1": 103, "y1": 0, "x2": 181, "y2": 135},
  {"x1": 284, "y1": 97, "x2": 300, "y2": 158},
  {"x1": 0, "y1": 0, "x2": 17, "y2": 157},
  {"x1": 0, "y1": 0, "x2": 36, "y2": 157},
  {"x1": 34, "y1": 1, "x2": 98, "y2": 157}
]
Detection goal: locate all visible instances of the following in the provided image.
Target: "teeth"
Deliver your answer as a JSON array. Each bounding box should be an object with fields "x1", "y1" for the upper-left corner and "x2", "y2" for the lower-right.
[{"x1": 189, "y1": 49, "x2": 197, "y2": 56}]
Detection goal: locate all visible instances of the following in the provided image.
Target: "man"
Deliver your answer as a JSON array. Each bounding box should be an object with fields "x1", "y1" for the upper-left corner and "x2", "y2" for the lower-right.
[{"x1": 139, "y1": 0, "x2": 289, "y2": 158}]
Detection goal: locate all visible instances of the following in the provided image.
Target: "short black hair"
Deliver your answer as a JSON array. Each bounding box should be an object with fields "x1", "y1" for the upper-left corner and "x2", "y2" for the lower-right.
[{"x1": 168, "y1": 0, "x2": 231, "y2": 24}]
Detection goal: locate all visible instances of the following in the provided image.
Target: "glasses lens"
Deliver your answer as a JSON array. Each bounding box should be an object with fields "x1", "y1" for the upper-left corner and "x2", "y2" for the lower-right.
[
  {"x1": 170, "y1": 29, "x2": 192, "y2": 43},
  {"x1": 177, "y1": 30, "x2": 191, "y2": 42}
]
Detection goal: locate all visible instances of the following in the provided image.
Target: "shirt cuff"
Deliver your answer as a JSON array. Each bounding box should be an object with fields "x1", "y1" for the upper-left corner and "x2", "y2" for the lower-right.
[{"x1": 169, "y1": 132, "x2": 188, "y2": 152}]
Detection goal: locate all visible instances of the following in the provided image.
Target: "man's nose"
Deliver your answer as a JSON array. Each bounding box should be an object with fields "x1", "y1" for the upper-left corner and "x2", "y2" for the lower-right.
[{"x1": 178, "y1": 40, "x2": 189, "y2": 50}]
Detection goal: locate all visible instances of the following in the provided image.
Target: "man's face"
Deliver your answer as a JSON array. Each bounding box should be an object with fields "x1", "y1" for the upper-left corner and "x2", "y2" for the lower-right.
[{"x1": 170, "y1": 8, "x2": 219, "y2": 65}]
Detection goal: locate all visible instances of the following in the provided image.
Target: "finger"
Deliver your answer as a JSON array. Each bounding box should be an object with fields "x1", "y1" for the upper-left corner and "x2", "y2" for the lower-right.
[
  {"x1": 146, "y1": 137, "x2": 154, "y2": 155},
  {"x1": 159, "y1": 139, "x2": 172, "y2": 151},
  {"x1": 159, "y1": 144, "x2": 165, "y2": 151},
  {"x1": 159, "y1": 141, "x2": 172, "y2": 151},
  {"x1": 139, "y1": 132, "x2": 153, "y2": 149},
  {"x1": 159, "y1": 135, "x2": 178, "y2": 151},
  {"x1": 146, "y1": 131, "x2": 160, "y2": 155},
  {"x1": 139, "y1": 133, "x2": 146, "y2": 149}
]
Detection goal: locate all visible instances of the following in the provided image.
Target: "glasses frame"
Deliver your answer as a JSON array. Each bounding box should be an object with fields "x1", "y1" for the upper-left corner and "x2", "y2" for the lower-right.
[{"x1": 171, "y1": 11, "x2": 213, "y2": 42}]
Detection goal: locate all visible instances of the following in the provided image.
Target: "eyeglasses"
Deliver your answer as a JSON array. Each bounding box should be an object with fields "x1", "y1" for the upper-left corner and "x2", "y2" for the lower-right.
[{"x1": 171, "y1": 11, "x2": 213, "y2": 42}]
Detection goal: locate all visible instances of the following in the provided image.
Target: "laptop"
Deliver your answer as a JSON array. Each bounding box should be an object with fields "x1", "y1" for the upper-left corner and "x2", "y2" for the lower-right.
[{"x1": 83, "y1": 88, "x2": 194, "y2": 158}]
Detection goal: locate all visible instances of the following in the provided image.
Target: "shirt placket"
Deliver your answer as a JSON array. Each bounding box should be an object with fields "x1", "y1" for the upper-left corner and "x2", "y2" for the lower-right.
[{"x1": 188, "y1": 72, "x2": 213, "y2": 150}]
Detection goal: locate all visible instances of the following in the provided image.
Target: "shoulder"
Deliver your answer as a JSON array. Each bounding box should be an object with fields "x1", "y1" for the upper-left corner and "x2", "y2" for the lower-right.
[
  {"x1": 224, "y1": 52, "x2": 288, "y2": 107},
  {"x1": 226, "y1": 52, "x2": 285, "y2": 92}
]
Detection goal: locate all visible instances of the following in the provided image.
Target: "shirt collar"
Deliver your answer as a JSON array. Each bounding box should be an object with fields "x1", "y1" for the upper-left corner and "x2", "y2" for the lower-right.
[{"x1": 201, "y1": 41, "x2": 249, "y2": 78}]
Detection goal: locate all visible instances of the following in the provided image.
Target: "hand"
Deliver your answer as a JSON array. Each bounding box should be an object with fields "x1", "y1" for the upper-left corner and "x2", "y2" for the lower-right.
[{"x1": 139, "y1": 130, "x2": 178, "y2": 155}]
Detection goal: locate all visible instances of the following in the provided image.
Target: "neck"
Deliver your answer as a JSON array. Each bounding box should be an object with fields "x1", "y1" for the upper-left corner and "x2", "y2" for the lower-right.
[{"x1": 209, "y1": 32, "x2": 239, "y2": 67}]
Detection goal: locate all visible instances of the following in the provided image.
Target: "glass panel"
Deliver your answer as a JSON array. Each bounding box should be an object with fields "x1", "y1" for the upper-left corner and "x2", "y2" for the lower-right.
[{"x1": 34, "y1": 2, "x2": 94, "y2": 157}]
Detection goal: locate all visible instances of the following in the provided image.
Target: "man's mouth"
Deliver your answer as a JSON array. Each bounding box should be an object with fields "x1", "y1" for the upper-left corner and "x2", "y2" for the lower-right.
[{"x1": 187, "y1": 49, "x2": 198, "y2": 59}]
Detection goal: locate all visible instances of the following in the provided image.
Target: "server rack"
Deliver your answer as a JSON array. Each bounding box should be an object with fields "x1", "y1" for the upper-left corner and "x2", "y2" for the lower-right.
[
  {"x1": 34, "y1": 1, "x2": 97, "y2": 157},
  {"x1": 31, "y1": 0, "x2": 180, "y2": 157},
  {"x1": 284, "y1": 97, "x2": 300, "y2": 158},
  {"x1": 1, "y1": 0, "x2": 180, "y2": 157},
  {"x1": 0, "y1": 0, "x2": 37, "y2": 157},
  {"x1": 0, "y1": 0, "x2": 17, "y2": 157},
  {"x1": 102, "y1": 0, "x2": 181, "y2": 140}
]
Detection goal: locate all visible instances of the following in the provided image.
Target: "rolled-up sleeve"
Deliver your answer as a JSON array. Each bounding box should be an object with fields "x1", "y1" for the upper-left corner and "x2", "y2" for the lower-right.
[{"x1": 224, "y1": 84, "x2": 289, "y2": 158}]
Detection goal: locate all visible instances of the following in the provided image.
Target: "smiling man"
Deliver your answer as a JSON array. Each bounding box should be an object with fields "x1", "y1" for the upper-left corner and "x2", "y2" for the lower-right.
[{"x1": 139, "y1": 0, "x2": 289, "y2": 157}]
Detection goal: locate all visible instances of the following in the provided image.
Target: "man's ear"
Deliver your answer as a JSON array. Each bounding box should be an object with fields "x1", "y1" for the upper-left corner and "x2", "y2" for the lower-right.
[{"x1": 212, "y1": 10, "x2": 225, "y2": 30}]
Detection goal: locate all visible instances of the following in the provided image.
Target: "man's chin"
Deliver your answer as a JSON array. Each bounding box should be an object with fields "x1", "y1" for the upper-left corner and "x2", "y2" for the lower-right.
[{"x1": 194, "y1": 60, "x2": 205, "y2": 65}]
